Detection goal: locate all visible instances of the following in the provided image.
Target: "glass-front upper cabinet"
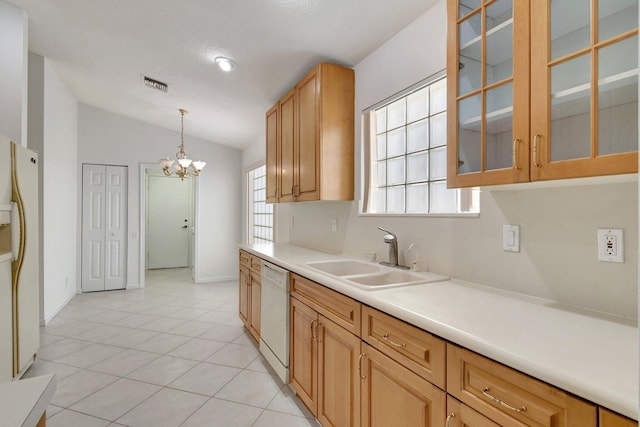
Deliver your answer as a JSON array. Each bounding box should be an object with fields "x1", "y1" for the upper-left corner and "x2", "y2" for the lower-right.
[
  {"x1": 447, "y1": 0, "x2": 530, "y2": 187},
  {"x1": 448, "y1": 0, "x2": 638, "y2": 188},
  {"x1": 531, "y1": 0, "x2": 638, "y2": 180}
]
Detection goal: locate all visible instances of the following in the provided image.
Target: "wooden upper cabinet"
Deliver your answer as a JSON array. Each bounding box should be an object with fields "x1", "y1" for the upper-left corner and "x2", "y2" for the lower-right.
[
  {"x1": 530, "y1": 0, "x2": 638, "y2": 181},
  {"x1": 447, "y1": 0, "x2": 530, "y2": 188},
  {"x1": 265, "y1": 62, "x2": 354, "y2": 202},
  {"x1": 296, "y1": 68, "x2": 321, "y2": 202},
  {"x1": 265, "y1": 103, "x2": 279, "y2": 203},
  {"x1": 279, "y1": 88, "x2": 297, "y2": 203},
  {"x1": 447, "y1": 0, "x2": 638, "y2": 188}
]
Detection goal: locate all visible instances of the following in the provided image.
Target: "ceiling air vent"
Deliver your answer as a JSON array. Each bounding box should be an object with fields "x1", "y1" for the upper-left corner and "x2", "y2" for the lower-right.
[{"x1": 142, "y1": 75, "x2": 168, "y2": 93}]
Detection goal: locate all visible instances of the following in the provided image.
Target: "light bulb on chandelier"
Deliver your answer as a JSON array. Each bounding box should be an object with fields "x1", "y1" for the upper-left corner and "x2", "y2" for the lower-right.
[{"x1": 159, "y1": 108, "x2": 206, "y2": 180}]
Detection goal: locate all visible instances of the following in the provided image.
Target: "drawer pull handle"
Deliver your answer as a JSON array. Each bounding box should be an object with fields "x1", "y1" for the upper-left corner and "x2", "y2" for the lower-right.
[
  {"x1": 311, "y1": 320, "x2": 318, "y2": 340},
  {"x1": 445, "y1": 413, "x2": 455, "y2": 427},
  {"x1": 533, "y1": 134, "x2": 541, "y2": 168},
  {"x1": 482, "y1": 387, "x2": 527, "y2": 413},
  {"x1": 512, "y1": 139, "x2": 521, "y2": 170},
  {"x1": 382, "y1": 334, "x2": 407, "y2": 348},
  {"x1": 358, "y1": 353, "x2": 367, "y2": 379}
]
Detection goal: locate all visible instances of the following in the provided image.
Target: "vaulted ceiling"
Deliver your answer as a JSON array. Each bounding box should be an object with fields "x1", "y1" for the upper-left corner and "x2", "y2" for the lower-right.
[{"x1": 6, "y1": 0, "x2": 438, "y2": 149}]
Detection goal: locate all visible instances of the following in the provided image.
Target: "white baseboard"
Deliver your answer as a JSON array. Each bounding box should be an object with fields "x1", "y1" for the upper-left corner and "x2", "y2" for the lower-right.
[
  {"x1": 194, "y1": 275, "x2": 238, "y2": 284},
  {"x1": 43, "y1": 291, "x2": 76, "y2": 324},
  {"x1": 126, "y1": 283, "x2": 141, "y2": 290}
]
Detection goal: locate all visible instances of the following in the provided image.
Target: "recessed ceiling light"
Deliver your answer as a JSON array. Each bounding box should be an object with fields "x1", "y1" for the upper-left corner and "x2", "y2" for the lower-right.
[{"x1": 215, "y1": 57, "x2": 236, "y2": 72}]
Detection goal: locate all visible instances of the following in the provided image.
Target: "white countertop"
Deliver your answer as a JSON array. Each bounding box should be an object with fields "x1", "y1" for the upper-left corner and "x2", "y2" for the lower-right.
[
  {"x1": 0, "y1": 374, "x2": 57, "y2": 427},
  {"x1": 241, "y1": 242, "x2": 639, "y2": 420}
]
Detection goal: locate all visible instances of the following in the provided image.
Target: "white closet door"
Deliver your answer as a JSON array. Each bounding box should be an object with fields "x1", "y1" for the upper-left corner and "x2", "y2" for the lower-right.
[
  {"x1": 105, "y1": 166, "x2": 127, "y2": 290},
  {"x1": 82, "y1": 164, "x2": 127, "y2": 292},
  {"x1": 82, "y1": 165, "x2": 106, "y2": 292}
]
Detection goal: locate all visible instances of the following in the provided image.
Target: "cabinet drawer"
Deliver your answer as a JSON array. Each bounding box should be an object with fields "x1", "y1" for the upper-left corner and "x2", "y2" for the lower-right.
[
  {"x1": 447, "y1": 344, "x2": 597, "y2": 427},
  {"x1": 447, "y1": 396, "x2": 500, "y2": 427},
  {"x1": 239, "y1": 250, "x2": 250, "y2": 267},
  {"x1": 361, "y1": 305, "x2": 445, "y2": 389},
  {"x1": 250, "y1": 255, "x2": 262, "y2": 272},
  {"x1": 290, "y1": 273, "x2": 361, "y2": 335}
]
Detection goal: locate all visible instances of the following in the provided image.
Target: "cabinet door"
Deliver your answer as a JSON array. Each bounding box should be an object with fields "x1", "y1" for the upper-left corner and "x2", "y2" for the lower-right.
[
  {"x1": 290, "y1": 297, "x2": 318, "y2": 415},
  {"x1": 238, "y1": 265, "x2": 250, "y2": 327},
  {"x1": 446, "y1": 396, "x2": 500, "y2": 427},
  {"x1": 599, "y1": 408, "x2": 637, "y2": 427},
  {"x1": 361, "y1": 343, "x2": 446, "y2": 427},
  {"x1": 296, "y1": 67, "x2": 321, "y2": 201},
  {"x1": 265, "y1": 103, "x2": 279, "y2": 203},
  {"x1": 248, "y1": 271, "x2": 261, "y2": 341},
  {"x1": 317, "y1": 315, "x2": 361, "y2": 427},
  {"x1": 530, "y1": 0, "x2": 638, "y2": 180},
  {"x1": 447, "y1": 0, "x2": 530, "y2": 187},
  {"x1": 280, "y1": 89, "x2": 297, "y2": 202}
]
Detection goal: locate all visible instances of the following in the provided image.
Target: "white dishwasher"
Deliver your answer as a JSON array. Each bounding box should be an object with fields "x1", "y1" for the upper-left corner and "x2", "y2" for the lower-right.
[{"x1": 259, "y1": 261, "x2": 290, "y2": 384}]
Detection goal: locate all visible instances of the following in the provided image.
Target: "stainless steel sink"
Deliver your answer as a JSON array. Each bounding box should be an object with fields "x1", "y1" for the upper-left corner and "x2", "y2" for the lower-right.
[
  {"x1": 305, "y1": 259, "x2": 381, "y2": 276},
  {"x1": 305, "y1": 259, "x2": 449, "y2": 290}
]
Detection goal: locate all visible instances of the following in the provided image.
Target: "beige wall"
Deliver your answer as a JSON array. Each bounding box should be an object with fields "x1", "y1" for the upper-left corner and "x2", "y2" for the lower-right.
[{"x1": 277, "y1": 1, "x2": 639, "y2": 319}]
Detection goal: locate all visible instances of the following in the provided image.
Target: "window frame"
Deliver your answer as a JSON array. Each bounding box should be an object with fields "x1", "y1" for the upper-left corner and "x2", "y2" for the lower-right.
[
  {"x1": 247, "y1": 163, "x2": 275, "y2": 244},
  {"x1": 360, "y1": 70, "x2": 479, "y2": 217}
]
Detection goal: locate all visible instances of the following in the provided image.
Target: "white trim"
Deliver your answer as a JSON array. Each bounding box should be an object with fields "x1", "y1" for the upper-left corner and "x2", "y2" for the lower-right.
[
  {"x1": 192, "y1": 176, "x2": 200, "y2": 281},
  {"x1": 139, "y1": 162, "x2": 200, "y2": 288},
  {"x1": 43, "y1": 291, "x2": 76, "y2": 324},
  {"x1": 126, "y1": 283, "x2": 141, "y2": 290}
]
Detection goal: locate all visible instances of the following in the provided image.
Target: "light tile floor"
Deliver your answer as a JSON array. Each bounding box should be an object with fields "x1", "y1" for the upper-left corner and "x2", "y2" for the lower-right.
[{"x1": 25, "y1": 268, "x2": 317, "y2": 427}]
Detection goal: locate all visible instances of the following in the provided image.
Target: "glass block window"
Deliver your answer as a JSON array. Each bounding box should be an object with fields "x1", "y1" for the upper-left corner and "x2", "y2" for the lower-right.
[
  {"x1": 248, "y1": 164, "x2": 274, "y2": 243},
  {"x1": 364, "y1": 74, "x2": 479, "y2": 215}
]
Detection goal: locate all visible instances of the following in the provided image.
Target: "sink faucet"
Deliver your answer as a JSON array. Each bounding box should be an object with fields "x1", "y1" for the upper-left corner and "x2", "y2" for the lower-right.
[{"x1": 377, "y1": 227, "x2": 410, "y2": 270}]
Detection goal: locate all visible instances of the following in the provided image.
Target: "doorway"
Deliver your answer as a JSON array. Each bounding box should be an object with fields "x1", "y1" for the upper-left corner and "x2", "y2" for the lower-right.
[{"x1": 142, "y1": 168, "x2": 196, "y2": 285}]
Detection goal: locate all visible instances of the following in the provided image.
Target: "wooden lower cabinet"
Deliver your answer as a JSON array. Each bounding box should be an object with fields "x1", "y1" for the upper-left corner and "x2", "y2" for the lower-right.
[
  {"x1": 285, "y1": 274, "x2": 633, "y2": 427},
  {"x1": 238, "y1": 250, "x2": 261, "y2": 341},
  {"x1": 290, "y1": 296, "x2": 317, "y2": 413},
  {"x1": 238, "y1": 265, "x2": 250, "y2": 326},
  {"x1": 290, "y1": 296, "x2": 361, "y2": 426},
  {"x1": 599, "y1": 408, "x2": 637, "y2": 427},
  {"x1": 317, "y1": 314, "x2": 362, "y2": 427},
  {"x1": 361, "y1": 343, "x2": 446, "y2": 427},
  {"x1": 446, "y1": 396, "x2": 500, "y2": 427}
]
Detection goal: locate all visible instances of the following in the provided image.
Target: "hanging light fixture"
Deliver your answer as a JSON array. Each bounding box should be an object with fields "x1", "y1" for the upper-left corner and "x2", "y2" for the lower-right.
[{"x1": 159, "y1": 109, "x2": 206, "y2": 180}]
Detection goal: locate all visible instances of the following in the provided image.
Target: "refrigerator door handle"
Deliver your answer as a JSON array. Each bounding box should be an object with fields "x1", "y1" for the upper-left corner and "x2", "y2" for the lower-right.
[{"x1": 10, "y1": 201, "x2": 19, "y2": 262}]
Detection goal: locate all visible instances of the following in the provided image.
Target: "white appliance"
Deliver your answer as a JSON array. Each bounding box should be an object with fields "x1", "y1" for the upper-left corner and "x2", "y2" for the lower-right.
[
  {"x1": 0, "y1": 139, "x2": 39, "y2": 382},
  {"x1": 259, "y1": 261, "x2": 290, "y2": 384}
]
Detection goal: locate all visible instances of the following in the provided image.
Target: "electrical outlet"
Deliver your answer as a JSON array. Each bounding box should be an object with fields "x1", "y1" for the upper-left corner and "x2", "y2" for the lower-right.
[
  {"x1": 331, "y1": 218, "x2": 338, "y2": 232},
  {"x1": 597, "y1": 229, "x2": 623, "y2": 262}
]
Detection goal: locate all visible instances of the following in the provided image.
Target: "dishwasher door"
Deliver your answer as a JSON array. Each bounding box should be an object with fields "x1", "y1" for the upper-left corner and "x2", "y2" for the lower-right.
[{"x1": 259, "y1": 261, "x2": 289, "y2": 383}]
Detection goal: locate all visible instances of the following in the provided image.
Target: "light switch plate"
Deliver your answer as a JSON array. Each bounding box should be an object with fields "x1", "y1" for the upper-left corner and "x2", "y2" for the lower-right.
[
  {"x1": 597, "y1": 228, "x2": 623, "y2": 262},
  {"x1": 503, "y1": 225, "x2": 520, "y2": 252}
]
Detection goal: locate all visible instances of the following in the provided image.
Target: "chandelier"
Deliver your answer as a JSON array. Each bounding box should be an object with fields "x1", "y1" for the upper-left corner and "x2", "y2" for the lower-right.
[{"x1": 159, "y1": 108, "x2": 206, "y2": 180}]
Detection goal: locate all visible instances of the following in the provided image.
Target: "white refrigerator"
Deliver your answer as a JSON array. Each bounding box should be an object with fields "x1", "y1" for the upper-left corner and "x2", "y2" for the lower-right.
[{"x1": 0, "y1": 138, "x2": 39, "y2": 381}]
